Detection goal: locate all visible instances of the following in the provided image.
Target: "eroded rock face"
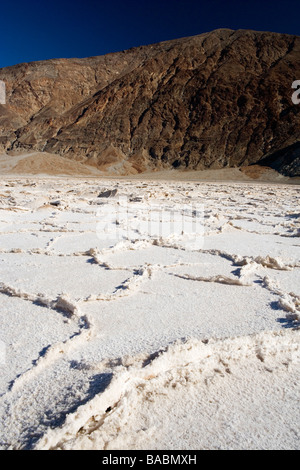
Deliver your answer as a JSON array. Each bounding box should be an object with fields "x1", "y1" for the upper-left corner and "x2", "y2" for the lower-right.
[{"x1": 0, "y1": 29, "x2": 299, "y2": 175}]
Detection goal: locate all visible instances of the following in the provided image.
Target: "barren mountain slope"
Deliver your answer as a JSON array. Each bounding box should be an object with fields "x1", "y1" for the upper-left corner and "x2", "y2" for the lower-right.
[{"x1": 0, "y1": 29, "x2": 299, "y2": 175}]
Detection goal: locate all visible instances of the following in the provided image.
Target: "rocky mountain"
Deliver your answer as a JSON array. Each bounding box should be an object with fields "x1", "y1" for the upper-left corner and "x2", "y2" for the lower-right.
[{"x1": 0, "y1": 29, "x2": 299, "y2": 176}]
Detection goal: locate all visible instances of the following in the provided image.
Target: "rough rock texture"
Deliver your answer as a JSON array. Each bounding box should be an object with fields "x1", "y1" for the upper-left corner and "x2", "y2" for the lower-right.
[{"x1": 0, "y1": 29, "x2": 299, "y2": 175}]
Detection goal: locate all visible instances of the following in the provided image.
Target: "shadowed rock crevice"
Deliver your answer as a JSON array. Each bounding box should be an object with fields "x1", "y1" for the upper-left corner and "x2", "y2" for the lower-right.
[{"x1": 257, "y1": 141, "x2": 300, "y2": 177}]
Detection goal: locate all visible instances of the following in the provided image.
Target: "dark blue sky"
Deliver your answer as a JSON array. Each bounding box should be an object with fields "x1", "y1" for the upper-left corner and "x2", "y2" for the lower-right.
[{"x1": 1, "y1": 0, "x2": 299, "y2": 68}]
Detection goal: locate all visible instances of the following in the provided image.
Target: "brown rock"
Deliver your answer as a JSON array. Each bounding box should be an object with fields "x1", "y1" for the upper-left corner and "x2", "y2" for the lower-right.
[{"x1": 0, "y1": 29, "x2": 299, "y2": 175}]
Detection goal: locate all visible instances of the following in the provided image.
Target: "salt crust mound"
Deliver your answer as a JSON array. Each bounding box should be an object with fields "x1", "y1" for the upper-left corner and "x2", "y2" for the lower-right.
[{"x1": 36, "y1": 329, "x2": 300, "y2": 450}]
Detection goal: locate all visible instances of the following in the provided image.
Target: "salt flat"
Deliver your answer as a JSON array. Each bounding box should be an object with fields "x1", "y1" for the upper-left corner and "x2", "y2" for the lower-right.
[{"x1": 0, "y1": 177, "x2": 299, "y2": 450}]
